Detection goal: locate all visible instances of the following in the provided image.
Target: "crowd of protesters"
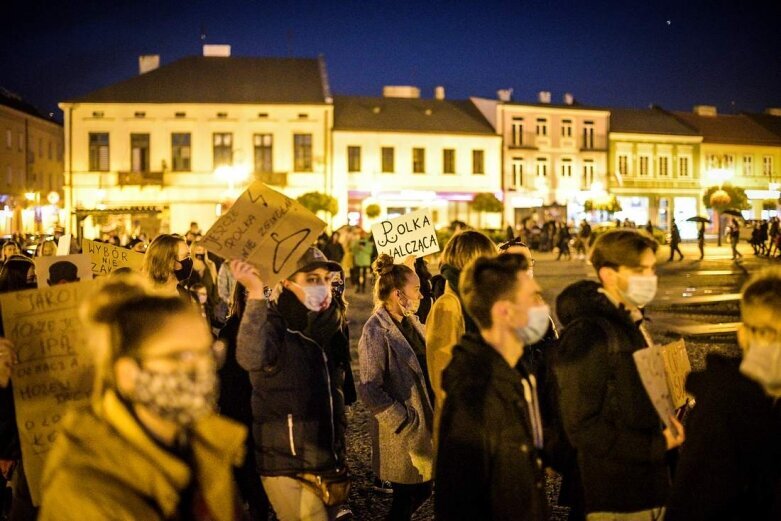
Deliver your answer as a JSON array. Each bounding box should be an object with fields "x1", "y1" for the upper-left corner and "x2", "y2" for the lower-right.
[{"x1": 0, "y1": 217, "x2": 777, "y2": 521}]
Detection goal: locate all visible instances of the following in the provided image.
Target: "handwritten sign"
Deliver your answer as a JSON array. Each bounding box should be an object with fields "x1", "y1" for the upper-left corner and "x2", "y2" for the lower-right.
[
  {"x1": 34, "y1": 254, "x2": 93, "y2": 289},
  {"x1": 200, "y1": 182, "x2": 325, "y2": 286},
  {"x1": 370, "y1": 208, "x2": 440, "y2": 262},
  {"x1": 661, "y1": 339, "x2": 692, "y2": 409},
  {"x1": 82, "y1": 239, "x2": 145, "y2": 276},
  {"x1": 633, "y1": 345, "x2": 678, "y2": 435},
  {"x1": 1, "y1": 280, "x2": 97, "y2": 505}
]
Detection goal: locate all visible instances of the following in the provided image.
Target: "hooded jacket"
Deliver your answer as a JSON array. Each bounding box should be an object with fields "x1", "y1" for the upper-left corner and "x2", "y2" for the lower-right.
[
  {"x1": 666, "y1": 354, "x2": 781, "y2": 521},
  {"x1": 554, "y1": 280, "x2": 669, "y2": 514},
  {"x1": 435, "y1": 332, "x2": 547, "y2": 521}
]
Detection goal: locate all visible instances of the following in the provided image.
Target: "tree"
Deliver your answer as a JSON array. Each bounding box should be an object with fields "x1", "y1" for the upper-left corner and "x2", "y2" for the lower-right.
[
  {"x1": 471, "y1": 193, "x2": 503, "y2": 228},
  {"x1": 702, "y1": 183, "x2": 749, "y2": 211},
  {"x1": 365, "y1": 203, "x2": 381, "y2": 219},
  {"x1": 296, "y1": 192, "x2": 338, "y2": 216},
  {"x1": 584, "y1": 195, "x2": 622, "y2": 214}
]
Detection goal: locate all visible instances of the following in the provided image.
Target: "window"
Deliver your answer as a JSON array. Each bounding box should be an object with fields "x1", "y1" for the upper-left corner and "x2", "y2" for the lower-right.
[
  {"x1": 443, "y1": 149, "x2": 455, "y2": 174},
  {"x1": 213, "y1": 133, "x2": 233, "y2": 168},
  {"x1": 678, "y1": 156, "x2": 690, "y2": 178},
  {"x1": 512, "y1": 158, "x2": 524, "y2": 189},
  {"x1": 348, "y1": 146, "x2": 361, "y2": 172},
  {"x1": 707, "y1": 154, "x2": 720, "y2": 169},
  {"x1": 560, "y1": 158, "x2": 572, "y2": 177},
  {"x1": 216, "y1": 112, "x2": 228, "y2": 119},
  {"x1": 472, "y1": 150, "x2": 485, "y2": 174},
  {"x1": 88, "y1": 132, "x2": 109, "y2": 171},
  {"x1": 743, "y1": 155, "x2": 753, "y2": 176},
  {"x1": 582, "y1": 121, "x2": 594, "y2": 149},
  {"x1": 536, "y1": 118, "x2": 548, "y2": 136},
  {"x1": 175, "y1": 112, "x2": 186, "y2": 118},
  {"x1": 258, "y1": 113, "x2": 268, "y2": 119},
  {"x1": 130, "y1": 134, "x2": 150, "y2": 172},
  {"x1": 511, "y1": 117, "x2": 524, "y2": 146},
  {"x1": 618, "y1": 154, "x2": 628, "y2": 177},
  {"x1": 293, "y1": 134, "x2": 312, "y2": 171},
  {"x1": 724, "y1": 154, "x2": 735, "y2": 170},
  {"x1": 92, "y1": 111, "x2": 104, "y2": 118},
  {"x1": 412, "y1": 148, "x2": 425, "y2": 174},
  {"x1": 5, "y1": 130, "x2": 10, "y2": 149},
  {"x1": 764, "y1": 156, "x2": 774, "y2": 177},
  {"x1": 536, "y1": 158, "x2": 548, "y2": 177},
  {"x1": 561, "y1": 119, "x2": 573, "y2": 138},
  {"x1": 639, "y1": 155, "x2": 650, "y2": 176},
  {"x1": 172, "y1": 133, "x2": 192, "y2": 172},
  {"x1": 253, "y1": 134, "x2": 273, "y2": 174},
  {"x1": 17, "y1": 132, "x2": 23, "y2": 152},
  {"x1": 582, "y1": 159, "x2": 595, "y2": 187},
  {"x1": 134, "y1": 112, "x2": 146, "y2": 118},
  {"x1": 658, "y1": 156, "x2": 669, "y2": 177},
  {"x1": 381, "y1": 147, "x2": 394, "y2": 173}
]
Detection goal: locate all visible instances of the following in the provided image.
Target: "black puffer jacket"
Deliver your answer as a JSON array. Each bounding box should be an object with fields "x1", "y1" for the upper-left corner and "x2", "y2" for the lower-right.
[
  {"x1": 667, "y1": 354, "x2": 781, "y2": 521},
  {"x1": 237, "y1": 296, "x2": 349, "y2": 476},
  {"x1": 554, "y1": 280, "x2": 669, "y2": 514}
]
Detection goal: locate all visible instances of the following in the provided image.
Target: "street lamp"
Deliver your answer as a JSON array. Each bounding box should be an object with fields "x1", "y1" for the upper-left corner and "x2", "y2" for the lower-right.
[
  {"x1": 707, "y1": 167, "x2": 734, "y2": 246},
  {"x1": 214, "y1": 164, "x2": 250, "y2": 202}
]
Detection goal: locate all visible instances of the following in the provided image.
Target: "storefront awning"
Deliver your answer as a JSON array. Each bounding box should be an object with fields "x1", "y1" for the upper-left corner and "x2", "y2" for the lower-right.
[{"x1": 73, "y1": 206, "x2": 164, "y2": 221}]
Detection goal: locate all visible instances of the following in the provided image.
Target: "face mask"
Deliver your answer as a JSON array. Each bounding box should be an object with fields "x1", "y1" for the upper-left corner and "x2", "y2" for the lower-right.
[
  {"x1": 132, "y1": 366, "x2": 217, "y2": 426},
  {"x1": 292, "y1": 283, "x2": 332, "y2": 312},
  {"x1": 514, "y1": 304, "x2": 550, "y2": 345},
  {"x1": 398, "y1": 291, "x2": 420, "y2": 317},
  {"x1": 619, "y1": 274, "x2": 657, "y2": 308},
  {"x1": 174, "y1": 257, "x2": 193, "y2": 282},
  {"x1": 740, "y1": 339, "x2": 781, "y2": 396}
]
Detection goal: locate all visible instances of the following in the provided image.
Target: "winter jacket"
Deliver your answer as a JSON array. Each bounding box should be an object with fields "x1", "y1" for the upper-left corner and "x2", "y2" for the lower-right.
[
  {"x1": 666, "y1": 354, "x2": 781, "y2": 521},
  {"x1": 357, "y1": 307, "x2": 434, "y2": 484},
  {"x1": 554, "y1": 280, "x2": 670, "y2": 514},
  {"x1": 435, "y1": 332, "x2": 547, "y2": 521},
  {"x1": 39, "y1": 390, "x2": 246, "y2": 521},
  {"x1": 237, "y1": 298, "x2": 349, "y2": 476}
]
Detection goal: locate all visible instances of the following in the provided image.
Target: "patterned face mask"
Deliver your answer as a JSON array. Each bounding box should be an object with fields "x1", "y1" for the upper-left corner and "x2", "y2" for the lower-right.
[{"x1": 132, "y1": 366, "x2": 218, "y2": 427}]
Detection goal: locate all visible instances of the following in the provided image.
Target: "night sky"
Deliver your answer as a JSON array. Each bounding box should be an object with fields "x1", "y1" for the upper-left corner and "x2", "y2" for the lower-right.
[{"x1": 2, "y1": 0, "x2": 780, "y2": 120}]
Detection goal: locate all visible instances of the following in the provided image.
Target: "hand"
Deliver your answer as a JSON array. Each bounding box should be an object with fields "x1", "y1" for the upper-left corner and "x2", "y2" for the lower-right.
[
  {"x1": 0, "y1": 338, "x2": 17, "y2": 388},
  {"x1": 663, "y1": 415, "x2": 685, "y2": 450},
  {"x1": 229, "y1": 260, "x2": 265, "y2": 300}
]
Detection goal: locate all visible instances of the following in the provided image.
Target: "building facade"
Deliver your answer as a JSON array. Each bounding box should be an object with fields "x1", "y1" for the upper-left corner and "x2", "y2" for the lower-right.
[{"x1": 60, "y1": 50, "x2": 333, "y2": 239}]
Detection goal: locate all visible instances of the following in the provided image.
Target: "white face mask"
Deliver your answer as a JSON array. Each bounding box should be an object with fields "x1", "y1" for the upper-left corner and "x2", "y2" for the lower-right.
[
  {"x1": 740, "y1": 339, "x2": 781, "y2": 396},
  {"x1": 398, "y1": 290, "x2": 420, "y2": 317},
  {"x1": 515, "y1": 304, "x2": 550, "y2": 345},
  {"x1": 292, "y1": 283, "x2": 332, "y2": 312},
  {"x1": 619, "y1": 274, "x2": 658, "y2": 308}
]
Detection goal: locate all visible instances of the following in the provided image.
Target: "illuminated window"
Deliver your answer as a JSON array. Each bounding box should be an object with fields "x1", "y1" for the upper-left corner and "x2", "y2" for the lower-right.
[
  {"x1": 130, "y1": 134, "x2": 150, "y2": 172},
  {"x1": 213, "y1": 133, "x2": 233, "y2": 168},
  {"x1": 254, "y1": 134, "x2": 273, "y2": 174}
]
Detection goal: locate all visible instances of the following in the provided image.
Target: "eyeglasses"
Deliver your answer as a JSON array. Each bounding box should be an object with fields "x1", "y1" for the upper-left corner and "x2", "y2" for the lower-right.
[{"x1": 744, "y1": 324, "x2": 781, "y2": 344}]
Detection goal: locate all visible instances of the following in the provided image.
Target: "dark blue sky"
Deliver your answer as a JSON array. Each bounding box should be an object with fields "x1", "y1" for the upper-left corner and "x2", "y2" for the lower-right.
[{"x1": 2, "y1": 0, "x2": 780, "y2": 120}]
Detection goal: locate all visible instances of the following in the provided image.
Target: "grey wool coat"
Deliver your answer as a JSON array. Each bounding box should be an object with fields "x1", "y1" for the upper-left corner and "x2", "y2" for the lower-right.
[{"x1": 357, "y1": 307, "x2": 434, "y2": 484}]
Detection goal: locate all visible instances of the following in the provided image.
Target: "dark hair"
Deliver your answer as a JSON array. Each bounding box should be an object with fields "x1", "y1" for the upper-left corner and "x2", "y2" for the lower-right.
[
  {"x1": 460, "y1": 253, "x2": 530, "y2": 330},
  {"x1": 0, "y1": 255, "x2": 34, "y2": 293},
  {"x1": 372, "y1": 253, "x2": 414, "y2": 304},
  {"x1": 742, "y1": 267, "x2": 781, "y2": 313},
  {"x1": 590, "y1": 229, "x2": 657, "y2": 273},
  {"x1": 498, "y1": 237, "x2": 529, "y2": 252}
]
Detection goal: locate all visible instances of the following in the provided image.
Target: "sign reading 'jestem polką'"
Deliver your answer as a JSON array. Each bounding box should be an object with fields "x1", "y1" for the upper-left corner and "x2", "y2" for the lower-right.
[{"x1": 371, "y1": 208, "x2": 440, "y2": 262}]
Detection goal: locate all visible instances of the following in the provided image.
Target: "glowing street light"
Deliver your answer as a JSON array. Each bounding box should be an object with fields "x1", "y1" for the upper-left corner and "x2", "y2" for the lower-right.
[{"x1": 214, "y1": 164, "x2": 250, "y2": 200}]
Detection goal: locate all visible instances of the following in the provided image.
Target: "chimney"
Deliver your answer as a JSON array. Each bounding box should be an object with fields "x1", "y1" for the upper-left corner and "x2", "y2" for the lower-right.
[
  {"x1": 138, "y1": 55, "x2": 160, "y2": 74},
  {"x1": 497, "y1": 89, "x2": 513, "y2": 102},
  {"x1": 693, "y1": 105, "x2": 717, "y2": 116},
  {"x1": 382, "y1": 86, "x2": 421, "y2": 99},
  {"x1": 538, "y1": 91, "x2": 551, "y2": 104},
  {"x1": 765, "y1": 108, "x2": 781, "y2": 117},
  {"x1": 563, "y1": 93, "x2": 574, "y2": 105},
  {"x1": 434, "y1": 86, "x2": 445, "y2": 100},
  {"x1": 203, "y1": 44, "x2": 231, "y2": 57}
]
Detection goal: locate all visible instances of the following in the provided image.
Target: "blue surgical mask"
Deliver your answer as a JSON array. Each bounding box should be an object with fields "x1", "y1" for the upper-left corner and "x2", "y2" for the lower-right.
[{"x1": 515, "y1": 304, "x2": 551, "y2": 345}]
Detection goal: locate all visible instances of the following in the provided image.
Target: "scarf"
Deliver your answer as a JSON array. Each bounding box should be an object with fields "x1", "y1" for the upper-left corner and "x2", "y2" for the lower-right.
[{"x1": 276, "y1": 289, "x2": 343, "y2": 351}]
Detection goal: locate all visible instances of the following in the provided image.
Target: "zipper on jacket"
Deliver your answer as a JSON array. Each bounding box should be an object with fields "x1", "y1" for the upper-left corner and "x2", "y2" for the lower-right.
[{"x1": 287, "y1": 414, "x2": 297, "y2": 456}]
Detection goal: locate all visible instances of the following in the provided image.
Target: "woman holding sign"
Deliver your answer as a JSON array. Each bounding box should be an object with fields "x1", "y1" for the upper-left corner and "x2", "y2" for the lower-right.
[{"x1": 357, "y1": 254, "x2": 434, "y2": 521}]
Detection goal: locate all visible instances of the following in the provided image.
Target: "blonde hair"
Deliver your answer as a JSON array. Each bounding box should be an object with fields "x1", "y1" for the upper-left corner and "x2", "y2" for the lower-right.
[
  {"x1": 741, "y1": 266, "x2": 781, "y2": 316},
  {"x1": 441, "y1": 230, "x2": 498, "y2": 270},
  {"x1": 142, "y1": 234, "x2": 184, "y2": 285}
]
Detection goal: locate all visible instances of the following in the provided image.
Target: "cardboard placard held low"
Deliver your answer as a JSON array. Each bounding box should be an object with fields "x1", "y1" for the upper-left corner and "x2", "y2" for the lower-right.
[
  {"x1": 633, "y1": 339, "x2": 691, "y2": 434},
  {"x1": 661, "y1": 339, "x2": 692, "y2": 409},
  {"x1": 371, "y1": 208, "x2": 440, "y2": 263},
  {"x1": 200, "y1": 182, "x2": 326, "y2": 287},
  {"x1": 82, "y1": 239, "x2": 145, "y2": 276},
  {"x1": 33, "y1": 254, "x2": 93, "y2": 289},
  {"x1": 0, "y1": 280, "x2": 97, "y2": 505}
]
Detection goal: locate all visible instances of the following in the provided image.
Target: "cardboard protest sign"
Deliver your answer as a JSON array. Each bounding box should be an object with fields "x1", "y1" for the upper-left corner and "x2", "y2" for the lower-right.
[
  {"x1": 0, "y1": 280, "x2": 97, "y2": 505},
  {"x1": 371, "y1": 208, "x2": 440, "y2": 263},
  {"x1": 82, "y1": 239, "x2": 145, "y2": 276},
  {"x1": 34, "y1": 254, "x2": 93, "y2": 289},
  {"x1": 200, "y1": 181, "x2": 326, "y2": 287},
  {"x1": 661, "y1": 339, "x2": 692, "y2": 409},
  {"x1": 633, "y1": 344, "x2": 683, "y2": 436},
  {"x1": 56, "y1": 234, "x2": 71, "y2": 256}
]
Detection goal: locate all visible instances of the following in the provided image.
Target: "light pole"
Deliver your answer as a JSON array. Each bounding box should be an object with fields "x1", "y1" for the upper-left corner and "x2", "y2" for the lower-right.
[{"x1": 706, "y1": 167, "x2": 734, "y2": 247}]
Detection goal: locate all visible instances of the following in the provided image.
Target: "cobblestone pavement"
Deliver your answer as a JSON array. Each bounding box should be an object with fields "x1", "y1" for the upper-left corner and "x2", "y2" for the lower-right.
[{"x1": 270, "y1": 241, "x2": 778, "y2": 520}]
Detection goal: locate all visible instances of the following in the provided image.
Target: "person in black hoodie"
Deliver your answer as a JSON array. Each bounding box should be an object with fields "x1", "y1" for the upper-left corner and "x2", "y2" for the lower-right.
[
  {"x1": 666, "y1": 267, "x2": 781, "y2": 521},
  {"x1": 436, "y1": 253, "x2": 548, "y2": 520},
  {"x1": 554, "y1": 229, "x2": 685, "y2": 519}
]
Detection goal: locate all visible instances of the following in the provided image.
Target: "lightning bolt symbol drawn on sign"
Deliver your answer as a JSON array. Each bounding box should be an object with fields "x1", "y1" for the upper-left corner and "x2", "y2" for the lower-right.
[
  {"x1": 271, "y1": 229, "x2": 311, "y2": 273},
  {"x1": 247, "y1": 188, "x2": 269, "y2": 207}
]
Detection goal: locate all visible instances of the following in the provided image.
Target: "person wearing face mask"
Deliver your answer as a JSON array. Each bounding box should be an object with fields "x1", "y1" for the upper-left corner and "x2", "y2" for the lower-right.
[
  {"x1": 554, "y1": 229, "x2": 685, "y2": 520},
  {"x1": 142, "y1": 234, "x2": 194, "y2": 301},
  {"x1": 666, "y1": 267, "x2": 781, "y2": 521},
  {"x1": 38, "y1": 274, "x2": 246, "y2": 520},
  {"x1": 357, "y1": 254, "x2": 434, "y2": 520},
  {"x1": 231, "y1": 247, "x2": 354, "y2": 521},
  {"x1": 435, "y1": 253, "x2": 548, "y2": 520}
]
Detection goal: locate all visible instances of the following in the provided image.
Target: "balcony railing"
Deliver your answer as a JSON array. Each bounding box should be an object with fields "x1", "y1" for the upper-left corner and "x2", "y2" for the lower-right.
[
  {"x1": 117, "y1": 171, "x2": 164, "y2": 186},
  {"x1": 253, "y1": 171, "x2": 288, "y2": 186}
]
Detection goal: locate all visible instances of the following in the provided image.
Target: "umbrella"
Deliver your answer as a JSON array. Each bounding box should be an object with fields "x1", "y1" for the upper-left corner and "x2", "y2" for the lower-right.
[
  {"x1": 686, "y1": 216, "x2": 711, "y2": 223},
  {"x1": 721, "y1": 209, "x2": 744, "y2": 219}
]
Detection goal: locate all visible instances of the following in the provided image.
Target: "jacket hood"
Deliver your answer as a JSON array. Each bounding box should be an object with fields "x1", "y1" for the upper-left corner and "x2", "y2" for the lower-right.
[{"x1": 556, "y1": 279, "x2": 633, "y2": 327}]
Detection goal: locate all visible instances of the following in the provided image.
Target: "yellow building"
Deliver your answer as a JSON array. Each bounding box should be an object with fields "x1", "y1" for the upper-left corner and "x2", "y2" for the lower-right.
[
  {"x1": 608, "y1": 106, "x2": 703, "y2": 238},
  {"x1": 333, "y1": 88, "x2": 502, "y2": 228},
  {"x1": 1, "y1": 88, "x2": 64, "y2": 234},
  {"x1": 60, "y1": 48, "x2": 334, "y2": 239}
]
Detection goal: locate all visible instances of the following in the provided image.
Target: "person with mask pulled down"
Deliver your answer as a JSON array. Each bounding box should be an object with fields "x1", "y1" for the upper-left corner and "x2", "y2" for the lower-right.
[
  {"x1": 357, "y1": 254, "x2": 434, "y2": 520},
  {"x1": 666, "y1": 267, "x2": 781, "y2": 521},
  {"x1": 231, "y1": 247, "x2": 353, "y2": 521},
  {"x1": 555, "y1": 229, "x2": 685, "y2": 520},
  {"x1": 435, "y1": 253, "x2": 548, "y2": 521},
  {"x1": 142, "y1": 234, "x2": 194, "y2": 300},
  {"x1": 39, "y1": 274, "x2": 246, "y2": 520}
]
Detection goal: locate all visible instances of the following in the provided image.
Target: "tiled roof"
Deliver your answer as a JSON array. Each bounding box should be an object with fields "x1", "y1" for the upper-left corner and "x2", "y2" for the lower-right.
[
  {"x1": 744, "y1": 112, "x2": 781, "y2": 140},
  {"x1": 609, "y1": 107, "x2": 699, "y2": 136},
  {"x1": 672, "y1": 111, "x2": 781, "y2": 145},
  {"x1": 333, "y1": 96, "x2": 495, "y2": 134},
  {"x1": 0, "y1": 87, "x2": 60, "y2": 125},
  {"x1": 67, "y1": 56, "x2": 330, "y2": 104}
]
